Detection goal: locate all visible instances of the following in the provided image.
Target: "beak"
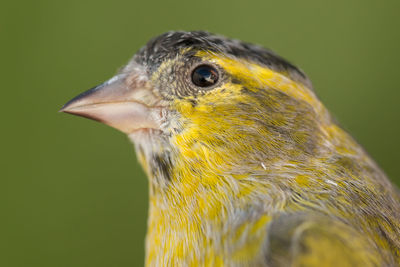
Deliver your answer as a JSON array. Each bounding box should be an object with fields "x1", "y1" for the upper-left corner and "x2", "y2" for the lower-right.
[{"x1": 60, "y1": 73, "x2": 162, "y2": 134}]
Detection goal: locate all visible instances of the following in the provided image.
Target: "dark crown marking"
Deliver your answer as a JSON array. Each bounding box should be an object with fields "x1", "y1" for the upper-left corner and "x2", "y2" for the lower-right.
[{"x1": 134, "y1": 31, "x2": 312, "y2": 88}]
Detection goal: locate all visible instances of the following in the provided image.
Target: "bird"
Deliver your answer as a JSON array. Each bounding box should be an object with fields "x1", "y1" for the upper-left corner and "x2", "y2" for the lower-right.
[{"x1": 61, "y1": 31, "x2": 400, "y2": 266}]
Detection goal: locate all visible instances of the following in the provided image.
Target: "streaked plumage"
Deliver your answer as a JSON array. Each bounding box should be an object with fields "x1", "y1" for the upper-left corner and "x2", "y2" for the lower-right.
[{"x1": 62, "y1": 31, "x2": 400, "y2": 266}]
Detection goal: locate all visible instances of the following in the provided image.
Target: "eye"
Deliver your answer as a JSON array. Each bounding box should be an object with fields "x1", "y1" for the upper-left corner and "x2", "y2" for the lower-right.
[{"x1": 191, "y1": 64, "x2": 219, "y2": 88}]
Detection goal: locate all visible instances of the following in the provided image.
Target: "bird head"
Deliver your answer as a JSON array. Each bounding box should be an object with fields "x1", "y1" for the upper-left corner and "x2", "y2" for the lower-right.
[{"x1": 61, "y1": 31, "x2": 332, "y2": 186}]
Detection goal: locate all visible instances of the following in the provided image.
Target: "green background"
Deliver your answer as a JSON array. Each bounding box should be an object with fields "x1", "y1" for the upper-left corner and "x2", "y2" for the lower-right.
[{"x1": 2, "y1": 0, "x2": 399, "y2": 266}]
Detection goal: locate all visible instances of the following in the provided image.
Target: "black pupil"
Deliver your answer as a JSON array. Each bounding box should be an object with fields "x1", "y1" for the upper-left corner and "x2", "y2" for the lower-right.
[{"x1": 191, "y1": 65, "x2": 218, "y2": 87}]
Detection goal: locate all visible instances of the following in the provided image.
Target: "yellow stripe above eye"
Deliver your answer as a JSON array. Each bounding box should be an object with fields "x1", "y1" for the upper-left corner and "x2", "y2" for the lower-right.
[{"x1": 195, "y1": 50, "x2": 328, "y2": 120}]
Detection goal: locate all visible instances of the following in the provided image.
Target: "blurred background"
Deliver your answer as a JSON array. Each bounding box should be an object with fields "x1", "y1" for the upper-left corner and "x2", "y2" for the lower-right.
[{"x1": 1, "y1": 0, "x2": 399, "y2": 266}]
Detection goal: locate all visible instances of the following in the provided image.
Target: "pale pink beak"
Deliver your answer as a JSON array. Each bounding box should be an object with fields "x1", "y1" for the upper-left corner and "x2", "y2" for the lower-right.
[{"x1": 60, "y1": 74, "x2": 162, "y2": 134}]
